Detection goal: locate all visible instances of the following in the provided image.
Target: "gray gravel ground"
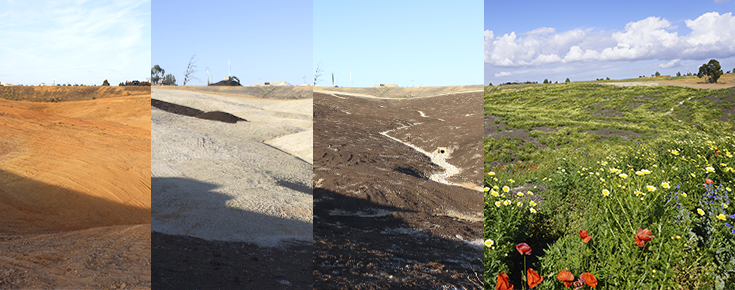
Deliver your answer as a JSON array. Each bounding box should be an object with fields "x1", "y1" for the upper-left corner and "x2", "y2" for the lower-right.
[{"x1": 151, "y1": 88, "x2": 312, "y2": 246}]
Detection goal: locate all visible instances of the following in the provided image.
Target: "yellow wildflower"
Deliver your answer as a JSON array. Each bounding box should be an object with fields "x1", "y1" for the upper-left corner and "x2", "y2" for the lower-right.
[
  {"x1": 488, "y1": 171, "x2": 495, "y2": 176},
  {"x1": 602, "y1": 189, "x2": 610, "y2": 197},
  {"x1": 503, "y1": 186, "x2": 510, "y2": 193},
  {"x1": 697, "y1": 208, "x2": 705, "y2": 216}
]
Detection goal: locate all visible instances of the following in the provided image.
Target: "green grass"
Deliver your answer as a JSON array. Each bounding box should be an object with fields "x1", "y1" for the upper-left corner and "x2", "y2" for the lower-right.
[{"x1": 484, "y1": 83, "x2": 735, "y2": 289}]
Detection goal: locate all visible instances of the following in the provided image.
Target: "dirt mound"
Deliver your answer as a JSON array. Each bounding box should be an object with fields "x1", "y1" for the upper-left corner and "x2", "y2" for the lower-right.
[
  {"x1": 0, "y1": 86, "x2": 150, "y2": 102},
  {"x1": 151, "y1": 98, "x2": 247, "y2": 123},
  {"x1": 151, "y1": 98, "x2": 203, "y2": 116},
  {"x1": 209, "y1": 80, "x2": 243, "y2": 86},
  {"x1": 196, "y1": 111, "x2": 247, "y2": 123},
  {"x1": 313, "y1": 91, "x2": 483, "y2": 288}
]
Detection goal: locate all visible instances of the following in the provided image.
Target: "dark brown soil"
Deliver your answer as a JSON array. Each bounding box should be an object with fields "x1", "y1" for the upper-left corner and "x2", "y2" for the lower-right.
[
  {"x1": 196, "y1": 111, "x2": 247, "y2": 123},
  {"x1": 314, "y1": 92, "x2": 483, "y2": 289},
  {"x1": 209, "y1": 80, "x2": 243, "y2": 86},
  {"x1": 151, "y1": 98, "x2": 247, "y2": 123},
  {"x1": 152, "y1": 232, "x2": 311, "y2": 289}
]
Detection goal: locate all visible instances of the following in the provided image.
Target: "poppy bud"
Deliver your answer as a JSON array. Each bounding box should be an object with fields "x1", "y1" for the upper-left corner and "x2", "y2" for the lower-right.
[
  {"x1": 516, "y1": 243, "x2": 532, "y2": 255},
  {"x1": 579, "y1": 230, "x2": 591, "y2": 243}
]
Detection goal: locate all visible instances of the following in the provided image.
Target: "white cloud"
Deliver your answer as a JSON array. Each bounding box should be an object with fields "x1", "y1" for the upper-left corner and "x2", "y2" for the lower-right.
[
  {"x1": 494, "y1": 71, "x2": 512, "y2": 77},
  {"x1": 659, "y1": 59, "x2": 681, "y2": 68},
  {"x1": 485, "y1": 12, "x2": 735, "y2": 67}
]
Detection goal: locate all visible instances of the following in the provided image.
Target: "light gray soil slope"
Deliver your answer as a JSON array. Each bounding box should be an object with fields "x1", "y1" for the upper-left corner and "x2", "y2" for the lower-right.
[{"x1": 151, "y1": 88, "x2": 312, "y2": 246}]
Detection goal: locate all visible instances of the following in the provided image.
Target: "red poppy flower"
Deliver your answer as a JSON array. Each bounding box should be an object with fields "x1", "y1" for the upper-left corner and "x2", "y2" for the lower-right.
[
  {"x1": 516, "y1": 243, "x2": 532, "y2": 255},
  {"x1": 579, "y1": 230, "x2": 591, "y2": 243},
  {"x1": 580, "y1": 272, "x2": 598, "y2": 288},
  {"x1": 527, "y1": 268, "x2": 543, "y2": 289},
  {"x1": 705, "y1": 179, "x2": 713, "y2": 185},
  {"x1": 496, "y1": 272, "x2": 514, "y2": 290},
  {"x1": 557, "y1": 270, "x2": 575, "y2": 288},
  {"x1": 634, "y1": 228, "x2": 654, "y2": 247}
]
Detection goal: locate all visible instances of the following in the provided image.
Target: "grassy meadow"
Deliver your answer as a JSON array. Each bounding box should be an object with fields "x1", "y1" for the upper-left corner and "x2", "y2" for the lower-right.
[{"x1": 484, "y1": 82, "x2": 735, "y2": 289}]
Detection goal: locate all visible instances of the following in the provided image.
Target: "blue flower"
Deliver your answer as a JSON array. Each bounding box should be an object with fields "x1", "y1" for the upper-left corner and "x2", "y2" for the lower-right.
[
  {"x1": 727, "y1": 223, "x2": 732, "y2": 227},
  {"x1": 730, "y1": 214, "x2": 735, "y2": 219}
]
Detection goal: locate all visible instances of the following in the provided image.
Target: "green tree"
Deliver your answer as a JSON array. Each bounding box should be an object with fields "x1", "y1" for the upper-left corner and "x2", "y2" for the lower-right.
[
  {"x1": 565, "y1": 78, "x2": 571, "y2": 84},
  {"x1": 655, "y1": 71, "x2": 661, "y2": 77},
  {"x1": 676, "y1": 71, "x2": 681, "y2": 77},
  {"x1": 163, "y1": 74, "x2": 177, "y2": 86},
  {"x1": 102, "y1": 79, "x2": 110, "y2": 86},
  {"x1": 151, "y1": 65, "x2": 165, "y2": 85},
  {"x1": 698, "y1": 59, "x2": 723, "y2": 83},
  {"x1": 606, "y1": 77, "x2": 610, "y2": 80},
  {"x1": 543, "y1": 79, "x2": 549, "y2": 84},
  {"x1": 488, "y1": 82, "x2": 493, "y2": 86}
]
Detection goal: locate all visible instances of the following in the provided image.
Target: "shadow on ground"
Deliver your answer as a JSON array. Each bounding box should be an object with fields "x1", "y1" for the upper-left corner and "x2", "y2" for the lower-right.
[
  {"x1": 151, "y1": 177, "x2": 312, "y2": 289},
  {"x1": 0, "y1": 169, "x2": 150, "y2": 235}
]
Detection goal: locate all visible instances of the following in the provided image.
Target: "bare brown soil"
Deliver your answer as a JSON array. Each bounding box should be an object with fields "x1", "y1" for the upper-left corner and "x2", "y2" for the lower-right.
[
  {"x1": 314, "y1": 91, "x2": 483, "y2": 289},
  {"x1": 0, "y1": 89, "x2": 151, "y2": 288},
  {"x1": 0, "y1": 225, "x2": 151, "y2": 289}
]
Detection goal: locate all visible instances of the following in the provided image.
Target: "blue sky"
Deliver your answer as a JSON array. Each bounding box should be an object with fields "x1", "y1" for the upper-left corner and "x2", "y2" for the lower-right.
[
  {"x1": 314, "y1": 0, "x2": 482, "y2": 87},
  {"x1": 485, "y1": 0, "x2": 735, "y2": 84},
  {"x1": 152, "y1": 0, "x2": 312, "y2": 86},
  {"x1": 0, "y1": 0, "x2": 150, "y2": 86}
]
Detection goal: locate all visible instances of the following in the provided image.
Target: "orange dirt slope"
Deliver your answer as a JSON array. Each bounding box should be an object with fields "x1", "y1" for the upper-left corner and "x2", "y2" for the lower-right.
[{"x1": 0, "y1": 93, "x2": 151, "y2": 234}]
